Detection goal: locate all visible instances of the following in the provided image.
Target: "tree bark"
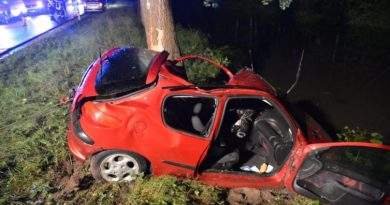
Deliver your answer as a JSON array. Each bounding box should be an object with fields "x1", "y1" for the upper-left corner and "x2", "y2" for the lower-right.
[{"x1": 139, "y1": 0, "x2": 180, "y2": 59}]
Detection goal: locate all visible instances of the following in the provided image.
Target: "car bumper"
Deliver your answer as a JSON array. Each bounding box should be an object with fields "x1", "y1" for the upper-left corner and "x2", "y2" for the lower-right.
[{"x1": 68, "y1": 122, "x2": 103, "y2": 161}]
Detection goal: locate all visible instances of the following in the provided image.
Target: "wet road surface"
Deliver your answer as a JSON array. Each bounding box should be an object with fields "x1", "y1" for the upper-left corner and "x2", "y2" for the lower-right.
[
  {"x1": 0, "y1": 15, "x2": 60, "y2": 53},
  {"x1": 0, "y1": 4, "x2": 85, "y2": 55}
]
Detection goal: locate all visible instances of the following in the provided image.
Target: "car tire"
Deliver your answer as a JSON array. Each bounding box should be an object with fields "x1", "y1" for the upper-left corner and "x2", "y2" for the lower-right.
[{"x1": 90, "y1": 150, "x2": 148, "y2": 182}]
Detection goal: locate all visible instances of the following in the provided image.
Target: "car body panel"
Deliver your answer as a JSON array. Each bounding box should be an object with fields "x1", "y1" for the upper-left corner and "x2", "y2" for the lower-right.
[
  {"x1": 302, "y1": 114, "x2": 333, "y2": 143},
  {"x1": 226, "y1": 69, "x2": 276, "y2": 96},
  {"x1": 284, "y1": 142, "x2": 390, "y2": 205},
  {"x1": 67, "y1": 47, "x2": 389, "y2": 202}
]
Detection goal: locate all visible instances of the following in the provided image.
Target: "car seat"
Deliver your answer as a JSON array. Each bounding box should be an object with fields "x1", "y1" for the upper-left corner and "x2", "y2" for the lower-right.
[{"x1": 191, "y1": 103, "x2": 205, "y2": 132}]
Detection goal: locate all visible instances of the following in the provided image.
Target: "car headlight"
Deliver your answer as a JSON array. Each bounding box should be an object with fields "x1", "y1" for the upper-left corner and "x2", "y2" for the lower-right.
[{"x1": 36, "y1": 1, "x2": 44, "y2": 8}]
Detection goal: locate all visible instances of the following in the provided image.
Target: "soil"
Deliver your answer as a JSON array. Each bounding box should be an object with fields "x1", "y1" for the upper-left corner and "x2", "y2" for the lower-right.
[
  {"x1": 49, "y1": 160, "x2": 93, "y2": 201},
  {"x1": 227, "y1": 188, "x2": 294, "y2": 205}
]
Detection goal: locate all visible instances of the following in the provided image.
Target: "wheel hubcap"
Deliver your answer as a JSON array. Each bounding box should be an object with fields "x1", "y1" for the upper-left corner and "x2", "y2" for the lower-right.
[{"x1": 100, "y1": 153, "x2": 140, "y2": 182}]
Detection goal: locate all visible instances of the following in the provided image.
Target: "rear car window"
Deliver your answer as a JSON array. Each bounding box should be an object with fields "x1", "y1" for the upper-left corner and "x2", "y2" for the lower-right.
[
  {"x1": 95, "y1": 47, "x2": 159, "y2": 96},
  {"x1": 163, "y1": 96, "x2": 217, "y2": 137}
]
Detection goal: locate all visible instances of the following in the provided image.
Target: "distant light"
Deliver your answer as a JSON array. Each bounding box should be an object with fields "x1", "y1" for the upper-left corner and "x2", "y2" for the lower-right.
[
  {"x1": 28, "y1": 15, "x2": 56, "y2": 33},
  {"x1": 36, "y1": 1, "x2": 44, "y2": 8},
  {"x1": 99, "y1": 2, "x2": 102, "y2": 7},
  {"x1": 10, "y1": 5, "x2": 27, "y2": 17},
  {"x1": 68, "y1": 4, "x2": 74, "y2": 11},
  {"x1": 203, "y1": 0, "x2": 219, "y2": 8}
]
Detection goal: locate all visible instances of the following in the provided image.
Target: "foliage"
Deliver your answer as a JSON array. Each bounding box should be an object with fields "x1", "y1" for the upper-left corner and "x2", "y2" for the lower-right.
[
  {"x1": 261, "y1": 0, "x2": 292, "y2": 10},
  {"x1": 292, "y1": 195, "x2": 320, "y2": 205},
  {"x1": 176, "y1": 25, "x2": 231, "y2": 84},
  {"x1": 203, "y1": 0, "x2": 293, "y2": 10},
  {"x1": 346, "y1": 0, "x2": 390, "y2": 30},
  {"x1": 293, "y1": 0, "x2": 390, "y2": 31},
  {"x1": 337, "y1": 126, "x2": 383, "y2": 144}
]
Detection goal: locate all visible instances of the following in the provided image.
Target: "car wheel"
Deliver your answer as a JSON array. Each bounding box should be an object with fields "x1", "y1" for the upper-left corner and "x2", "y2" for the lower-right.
[{"x1": 90, "y1": 150, "x2": 147, "y2": 182}]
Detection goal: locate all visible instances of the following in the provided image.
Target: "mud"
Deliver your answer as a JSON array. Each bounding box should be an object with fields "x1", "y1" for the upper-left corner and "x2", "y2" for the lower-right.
[
  {"x1": 227, "y1": 188, "x2": 294, "y2": 205},
  {"x1": 50, "y1": 160, "x2": 93, "y2": 201}
]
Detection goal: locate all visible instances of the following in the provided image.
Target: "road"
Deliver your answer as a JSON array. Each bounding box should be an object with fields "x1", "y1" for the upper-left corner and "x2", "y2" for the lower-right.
[
  {"x1": 0, "y1": 15, "x2": 60, "y2": 53},
  {"x1": 0, "y1": 7, "x2": 85, "y2": 55}
]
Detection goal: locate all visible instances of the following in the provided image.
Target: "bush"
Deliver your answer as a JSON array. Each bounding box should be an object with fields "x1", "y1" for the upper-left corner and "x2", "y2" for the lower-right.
[
  {"x1": 176, "y1": 25, "x2": 231, "y2": 84},
  {"x1": 337, "y1": 126, "x2": 383, "y2": 144}
]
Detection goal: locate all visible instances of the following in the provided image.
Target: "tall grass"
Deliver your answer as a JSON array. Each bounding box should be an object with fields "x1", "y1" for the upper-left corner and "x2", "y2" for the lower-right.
[{"x1": 0, "y1": 7, "x2": 147, "y2": 204}]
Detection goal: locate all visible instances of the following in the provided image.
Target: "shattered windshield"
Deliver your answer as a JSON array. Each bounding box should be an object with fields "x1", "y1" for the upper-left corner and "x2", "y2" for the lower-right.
[{"x1": 95, "y1": 47, "x2": 159, "y2": 96}]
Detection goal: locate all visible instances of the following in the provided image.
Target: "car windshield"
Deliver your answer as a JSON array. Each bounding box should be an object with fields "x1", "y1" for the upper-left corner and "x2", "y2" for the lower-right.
[{"x1": 95, "y1": 47, "x2": 159, "y2": 96}]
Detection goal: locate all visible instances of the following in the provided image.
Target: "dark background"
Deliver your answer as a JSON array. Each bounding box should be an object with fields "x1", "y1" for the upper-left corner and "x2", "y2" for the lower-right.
[{"x1": 171, "y1": 0, "x2": 390, "y2": 143}]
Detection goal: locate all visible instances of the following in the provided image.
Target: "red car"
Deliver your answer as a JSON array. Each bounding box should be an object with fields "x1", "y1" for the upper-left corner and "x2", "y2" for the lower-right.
[{"x1": 68, "y1": 47, "x2": 390, "y2": 205}]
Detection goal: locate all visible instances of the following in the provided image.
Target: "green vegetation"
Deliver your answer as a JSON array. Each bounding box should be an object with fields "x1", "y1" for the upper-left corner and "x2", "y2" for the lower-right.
[
  {"x1": 0, "y1": 7, "x2": 146, "y2": 204},
  {"x1": 337, "y1": 126, "x2": 384, "y2": 144},
  {"x1": 176, "y1": 25, "x2": 231, "y2": 84}
]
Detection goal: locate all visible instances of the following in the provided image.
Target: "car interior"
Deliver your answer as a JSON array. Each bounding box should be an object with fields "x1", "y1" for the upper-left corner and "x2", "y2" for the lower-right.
[
  {"x1": 199, "y1": 97, "x2": 295, "y2": 175},
  {"x1": 163, "y1": 96, "x2": 217, "y2": 137},
  {"x1": 294, "y1": 147, "x2": 389, "y2": 205}
]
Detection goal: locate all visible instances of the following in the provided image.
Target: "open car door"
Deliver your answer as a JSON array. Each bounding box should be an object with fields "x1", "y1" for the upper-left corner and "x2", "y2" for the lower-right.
[{"x1": 285, "y1": 142, "x2": 390, "y2": 205}]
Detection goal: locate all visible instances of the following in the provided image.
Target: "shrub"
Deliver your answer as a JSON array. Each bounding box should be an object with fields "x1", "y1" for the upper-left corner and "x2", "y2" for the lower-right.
[
  {"x1": 176, "y1": 25, "x2": 231, "y2": 84},
  {"x1": 337, "y1": 126, "x2": 383, "y2": 144}
]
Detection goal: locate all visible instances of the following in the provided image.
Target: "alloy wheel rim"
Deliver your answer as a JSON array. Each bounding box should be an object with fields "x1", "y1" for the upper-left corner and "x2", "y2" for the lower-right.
[{"x1": 99, "y1": 153, "x2": 140, "y2": 182}]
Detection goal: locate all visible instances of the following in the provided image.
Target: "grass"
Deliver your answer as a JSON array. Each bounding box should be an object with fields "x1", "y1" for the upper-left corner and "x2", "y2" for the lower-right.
[
  {"x1": 0, "y1": 4, "x2": 317, "y2": 205},
  {"x1": 0, "y1": 6, "x2": 146, "y2": 204}
]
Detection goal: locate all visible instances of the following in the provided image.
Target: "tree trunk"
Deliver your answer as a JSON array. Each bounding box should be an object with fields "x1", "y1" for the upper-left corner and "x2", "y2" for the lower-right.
[{"x1": 139, "y1": 0, "x2": 180, "y2": 59}]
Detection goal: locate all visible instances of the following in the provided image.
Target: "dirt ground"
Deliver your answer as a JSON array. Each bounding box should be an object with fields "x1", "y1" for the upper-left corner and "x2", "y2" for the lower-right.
[{"x1": 227, "y1": 188, "x2": 297, "y2": 205}]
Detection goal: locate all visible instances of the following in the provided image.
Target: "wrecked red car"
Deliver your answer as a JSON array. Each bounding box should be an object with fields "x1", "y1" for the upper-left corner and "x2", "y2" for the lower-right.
[{"x1": 68, "y1": 47, "x2": 390, "y2": 205}]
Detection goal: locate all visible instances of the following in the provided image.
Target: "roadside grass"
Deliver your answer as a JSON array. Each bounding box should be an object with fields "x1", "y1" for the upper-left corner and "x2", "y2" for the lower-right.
[
  {"x1": 0, "y1": 5, "x2": 316, "y2": 205},
  {"x1": 0, "y1": 7, "x2": 146, "y2": 204}
]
